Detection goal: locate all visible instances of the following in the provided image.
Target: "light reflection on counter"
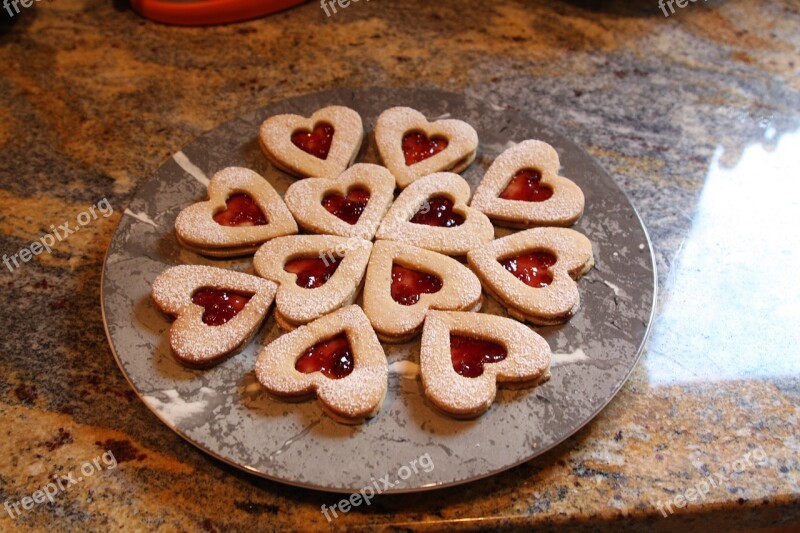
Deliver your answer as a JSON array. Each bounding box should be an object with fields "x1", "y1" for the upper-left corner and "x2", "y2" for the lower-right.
[{"x1": 645, "y1": 129, "x2": 800, "y2": 384}]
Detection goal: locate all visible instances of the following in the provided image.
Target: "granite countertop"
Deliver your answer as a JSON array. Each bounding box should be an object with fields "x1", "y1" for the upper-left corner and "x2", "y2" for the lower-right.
[{"x1": 1, "y1": 0, "x2": 798, "y2": 531}]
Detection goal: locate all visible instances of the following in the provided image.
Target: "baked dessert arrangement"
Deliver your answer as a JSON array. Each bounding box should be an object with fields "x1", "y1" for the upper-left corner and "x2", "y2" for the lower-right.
[
  {"x1": 174, "y1": 167, "x2": 298, "y2": 257},
  {"x1": 154, "y1": 105, "x2": 594, "y2": 423}
]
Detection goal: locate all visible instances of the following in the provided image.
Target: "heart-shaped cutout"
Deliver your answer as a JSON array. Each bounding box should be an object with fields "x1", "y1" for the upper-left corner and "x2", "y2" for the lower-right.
[
  {"x1": 467, "y1": 227, "x2": 594, "y2": 326},
  {"x1": 322, "y1": 187, "x2": 370, "y2": 225},
  {"x1": 212, "y1": 193, "x2": 268, "y2": 227},
  {"x1": 174, "y1": 167, "x2": 297, "y2": 258},
  {"x1": 291, "y1": 122, "x2": 334, "y2": 160},
  {"x1": 409, "y1": 196, "x2": 465, "y2": 228},
  {"x1": 402, "y1": 131, "x2": 449, "y2": 166},
  {"x1": 192, "y1": 288, "x2": 253, "y2": 326},
  {"x1": 498, "y1": 169, "x2": 553, "y2": 202},
  {"x1": 283, "y1": 255, "x2": 342, "y2": 289},
  {"x1": 259, "y1": 106, "x2": 363, "y2": 179},
  {"x1": 471, "y1": 140, "x2": 585, "y2": 229},
  {"x1": 254, "y1": 235, "x2": 372, "y2": 330},
  {"x1": 363, "y1": 240, "x2": 482, "y2": 342},
  {"x1": 294, "y1": 333, "x2": 354, "y2": 379},
  {"x1": 420, "y1": 311, "x2": 551, "y2": 418},
  {"x1": 500, "y1": 251, "x2": 557, "y2": 288},
  {"x1": 376, "y1": 173, "x2": 494, "y2": 256},
  {"x1": 390, "y1": 264, "x2": 443, "y2": 306},
  {"x1": 285, "y1": 163, "x2": 395, "y2": 240},
  {"x1": 255, "y1": 306, "x2": 388, "y2": 424},
  {"x1": 450, "y1": 335, "x2": 507, "y2": 378},
  {"x1": 151, "y1": 265, "x2": 277, "y2": 367},
  {"x1": 375, "y1": 107, "x2": 479, "y2": 188}
]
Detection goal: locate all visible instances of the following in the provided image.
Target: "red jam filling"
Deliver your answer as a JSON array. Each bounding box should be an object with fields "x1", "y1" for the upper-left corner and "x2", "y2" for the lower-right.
[
  {"x1": 291, "y1": 123, "x2": 334, "y2": 160},
  {"x1": 213, "y1": 193, "x2": 268, "y2": 227},
  {"x1": 499, "y1": 169, "x2": 553, "y2": 202},
  {"x1": 284, "y1": 256, "x2": 342, "y2": 289},
  {"x1": 322, "y1": 187, "x2": 371, "y2": 225},
  {"x1": 501, "y1": 251, "x2": 557, "y2": 288},
  {"x1": 409, "y1": 196, "x2": 465, "y2": 227},
  {"x1": 390, "y1": 264, "x2": 443, "y2": 306},
  {"x1": 402, "y1": 131, "x2": 448, "y2": 166},
  {"x1": 295, "y1": 333, "x2": 354, "y2": 379},
  {"x1": 191, "y1": 288, "x2": 252, "y2": 326},
  {"x1": 450, "y1": 335, "x2": 507, "y2": 378}
]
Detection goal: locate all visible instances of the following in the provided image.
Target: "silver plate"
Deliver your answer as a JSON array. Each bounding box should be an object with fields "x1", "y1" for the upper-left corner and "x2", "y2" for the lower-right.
[{"x1": 101, "y1": 88, "x2": 656, "y2": 493}]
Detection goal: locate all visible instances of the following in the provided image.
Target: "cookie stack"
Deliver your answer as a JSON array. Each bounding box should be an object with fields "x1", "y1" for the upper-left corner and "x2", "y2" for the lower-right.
[{"x1": 151, "y1": 105, "x2": 593, "y2": 423}]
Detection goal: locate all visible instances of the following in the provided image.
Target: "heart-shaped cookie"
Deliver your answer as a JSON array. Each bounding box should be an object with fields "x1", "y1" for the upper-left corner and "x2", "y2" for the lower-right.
[
  {"x1": 174, "y1": 167, "x2": 298, "y2": 257},
  {"x1": 259, "y1": 105, "x2": 363, "y2": 179},
  {"x1": 467, "y1": 228, "x2": 594, "y2": 325},
  {"x1": 255, "y1": 305, "x2": 388, "y2": 424},
  {"x1": 420, "y1": 311, "x2": 551, "y2": 418},
  {"x1": 362, "y1": 240, "x2": 482, "y2": 343},
  {"x1": 375, "y1": 107, "x2": 479, "y2": 188},
  {"x1": 471, "y1": 140, "x2": 585, "y2": 228},
  {"x1": 284, "y1": 163, "x2": 395, "y2": 240},
  {"x1": 253, "y1": 235, "x2": 372, "y2": 330},
  {"x1": 151, "y1": 265, "x2": 277, "y2": 367},
  {"x1": 375, "y1": 172, "x2": 494, "y2": 256}
]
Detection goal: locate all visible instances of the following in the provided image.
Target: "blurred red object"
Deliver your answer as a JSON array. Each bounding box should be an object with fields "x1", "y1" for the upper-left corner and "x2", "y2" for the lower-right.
[{"x1": 130, "y1": 0, "x2": 306, "y2": 26}]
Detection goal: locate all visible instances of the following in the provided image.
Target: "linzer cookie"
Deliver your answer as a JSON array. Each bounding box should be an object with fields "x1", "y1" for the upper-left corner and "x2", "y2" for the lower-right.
[
  {"x1": 375, "y1": 107, "x2": 478, "y2": 188},
  {"x1": 174, "y1": 167, "x2": 298, "y2": 257},
  {"x1": 467, "y1": 227, "x2": 594, "y2": 326},
  {"x1": 420, "y1": 311, "x2": 551, "y2": 418},
  {"x1": 284, "y1": 163, "x2": 395, "y2": 240},
  {"x1": 253, "y1": 235, "x2": 372, "y2": 330},
  {"x1": 151, "y1": 265, "x2": 277, "y2": 367},
  {"x1": 375, "y1": 172, "x2": 494, "y2": 256},
  {"x1": 259, "y1": 105, "x2": 363, "y2": 179},
  {"x1": 471, "y1": 140, "x2": 585, "y2": 228},
  {"x1": 255, "y1": 305, "x2": 388, "y2": 424},
  {"x1": 362, "y1": 240, "x2": 482, "y2": 343}
]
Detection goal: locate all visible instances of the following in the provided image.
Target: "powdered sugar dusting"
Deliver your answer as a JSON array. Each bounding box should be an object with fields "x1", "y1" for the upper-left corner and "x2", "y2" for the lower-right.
[
  {"x1": 152, "y1": 265, "x2": 277, "y2": 365},
  {"x1": 255, "y1": 306, "x2": 388, "y2": 422},
  {"x1": 471, "y1": 140, "x2": 585, "y2": 228},
  {"x1": 420, "y1": 311, "x2": 551, "y2": 417},
  {"x1": 363, "y1": 240, "x2": 482, "y2": 341},
  {"x1": 467, "y1": 227, "x2": 594, "y2": 325}
]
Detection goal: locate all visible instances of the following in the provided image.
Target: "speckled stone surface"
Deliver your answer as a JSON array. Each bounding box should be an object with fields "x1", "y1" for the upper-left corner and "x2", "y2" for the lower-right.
[{"x1": 1, "y1": 0, "x2": 799, "y2": 531}]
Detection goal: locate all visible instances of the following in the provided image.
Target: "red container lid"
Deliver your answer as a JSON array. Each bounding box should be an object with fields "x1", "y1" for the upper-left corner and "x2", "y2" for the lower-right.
[{"x1": 130, "y1": 0, "x2": 306, "y2": 26}]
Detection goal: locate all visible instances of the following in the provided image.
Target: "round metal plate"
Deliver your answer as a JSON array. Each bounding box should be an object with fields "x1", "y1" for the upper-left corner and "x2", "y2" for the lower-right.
[{"x1": 101, "y1": 88, "x2": 656, "y2": 493}]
